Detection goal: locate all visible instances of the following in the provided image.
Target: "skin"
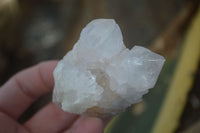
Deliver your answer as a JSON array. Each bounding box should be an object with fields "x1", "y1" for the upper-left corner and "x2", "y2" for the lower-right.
[{"x1": 0, "y1": 61, "x2": 104, "y2": 133}]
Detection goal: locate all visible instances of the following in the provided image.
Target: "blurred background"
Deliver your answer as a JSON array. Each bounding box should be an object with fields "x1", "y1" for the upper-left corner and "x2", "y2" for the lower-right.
[{"x1": 0, "y1": 0, "x2": 200, "y2": 133}]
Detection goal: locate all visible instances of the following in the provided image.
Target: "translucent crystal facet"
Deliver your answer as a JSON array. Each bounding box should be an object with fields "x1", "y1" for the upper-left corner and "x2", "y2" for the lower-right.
[{"x1": 52, "y1": 19, "x2": 165, "y2": 117}]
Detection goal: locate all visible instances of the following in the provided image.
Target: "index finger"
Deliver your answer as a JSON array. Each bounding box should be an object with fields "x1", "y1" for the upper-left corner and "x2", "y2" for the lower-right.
[{"x1": 0, "y1": 60, "x2": 58, "y2": 119}]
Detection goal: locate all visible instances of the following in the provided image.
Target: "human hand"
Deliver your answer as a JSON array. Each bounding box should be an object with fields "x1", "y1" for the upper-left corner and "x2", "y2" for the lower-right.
[{"x1": 0, "y1": 61, "x2": 104, "y2": 133}]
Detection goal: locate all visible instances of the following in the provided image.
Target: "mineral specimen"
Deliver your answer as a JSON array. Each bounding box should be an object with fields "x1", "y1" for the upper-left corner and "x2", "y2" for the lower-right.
[{"x1": 52, "y1": 19, "x2": 165, "y2": 117}]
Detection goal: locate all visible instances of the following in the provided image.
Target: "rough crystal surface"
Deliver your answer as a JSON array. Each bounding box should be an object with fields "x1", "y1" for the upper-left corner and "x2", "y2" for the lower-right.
[{"x1": 52, "y1": 19, "x2": 165, "y2": 117}]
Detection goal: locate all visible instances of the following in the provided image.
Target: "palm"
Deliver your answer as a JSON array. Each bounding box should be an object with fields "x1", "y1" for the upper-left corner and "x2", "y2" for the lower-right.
[{"x1": 0, "y1": 61, "x2": 103, "y2": 133}]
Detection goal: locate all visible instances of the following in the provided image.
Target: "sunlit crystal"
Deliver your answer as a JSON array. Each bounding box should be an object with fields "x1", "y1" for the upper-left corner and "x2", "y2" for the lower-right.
[{"x1": 52, "y1": 19, "x2": 165, "y2": 117}]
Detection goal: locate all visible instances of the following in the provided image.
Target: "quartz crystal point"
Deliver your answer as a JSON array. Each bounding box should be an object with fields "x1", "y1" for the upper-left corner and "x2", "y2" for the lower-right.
[{"x1": 52, "y1": 19, "x2": 165, "y2": 117}]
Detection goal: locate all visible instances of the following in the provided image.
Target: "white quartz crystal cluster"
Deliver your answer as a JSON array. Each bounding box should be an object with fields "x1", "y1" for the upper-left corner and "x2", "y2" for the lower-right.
[{"x1": 52, "y1": 19, "x2": 165, "y2": 117}]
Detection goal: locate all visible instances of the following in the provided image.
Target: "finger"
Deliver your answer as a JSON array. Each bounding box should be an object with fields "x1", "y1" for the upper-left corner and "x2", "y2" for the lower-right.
[
  {"x1": 64, "y1": 116, "x2": 104, "y2": 133},
  {"x1": 0, "y1": 61, "x2": 58, "y2": 119},
  {"x1": 24, "y1": 102, "x2": 79, "y2": 133},
  {"x1": 0, "y1": 112, "x2": 28, "y2": 133}
]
